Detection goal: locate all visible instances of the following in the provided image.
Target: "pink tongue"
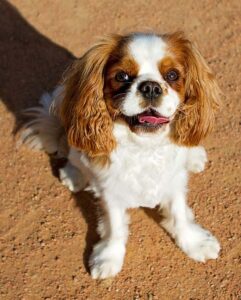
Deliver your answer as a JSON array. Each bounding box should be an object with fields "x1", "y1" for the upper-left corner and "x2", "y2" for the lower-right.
[{"x1": 138, "y1": 115, "x2": 169, "y2": 125}]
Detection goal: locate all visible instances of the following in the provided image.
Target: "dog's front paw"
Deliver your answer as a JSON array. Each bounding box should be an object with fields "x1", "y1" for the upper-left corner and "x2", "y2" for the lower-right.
[
  {"x1": 187, "y1": 146, "x2": 208, "y2": 173},
  {"x1": 59, "y1": 162, "x2": 86, "y2": 193},
  {"x1": 177, "y1": 224, "x2": 220, "y2": 262},
  {"x1": 89, "y1": 240, "x2": 125, "y2": 279}
]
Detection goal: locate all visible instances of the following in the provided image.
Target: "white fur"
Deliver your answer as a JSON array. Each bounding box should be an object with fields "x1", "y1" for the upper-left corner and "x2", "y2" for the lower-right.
[
  {"x1": 53, "y1": 122, "x2": 219, "y2": 279},
  {"x1": 186, "y1": 146, "x2": 208, "y2": 173},
  {"x1": 20, "y1": 86, "x2": 67, "y2": 157},
  {"x1": 59, "y1": 161, "x2": 87, "y2": 193},
  {"x1": 22, "y1": 34, "x2": 220, "y2": 279},
  {"x1": 129, "y1": 34, "x2": 166, "y2": 79},
  {"x1": 122, "y1": 35, "x2": 180, "y2": 120}
]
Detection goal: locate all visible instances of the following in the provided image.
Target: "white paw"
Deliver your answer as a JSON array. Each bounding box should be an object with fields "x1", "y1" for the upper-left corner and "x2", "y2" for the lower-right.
[
  {"x1": 59, "y1": 162, "x2": 86, "y2": 193},
  {"x1": 89, "y1": 240, "x2": 125, "y2": 279},
  {"x1": 187, "y1": 146, "x2": 208, "y2": 173},
  {"x1": 177, "y1": 224, "x2": 220, "y2": 262}
]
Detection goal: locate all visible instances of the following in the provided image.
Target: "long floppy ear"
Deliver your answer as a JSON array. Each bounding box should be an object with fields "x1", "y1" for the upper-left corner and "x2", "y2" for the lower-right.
[
  {"x1": 60, "y1": 35, "x2": 121, "y2": 157},
  {"x1": 170, "y1": 34, "x2": 221, "y2": 146}
]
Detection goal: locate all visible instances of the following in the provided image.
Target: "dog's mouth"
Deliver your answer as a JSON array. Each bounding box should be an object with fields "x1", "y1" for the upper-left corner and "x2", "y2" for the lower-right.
[{"x1": 123, "y1": 109, "x2": 170, "y2": 128}]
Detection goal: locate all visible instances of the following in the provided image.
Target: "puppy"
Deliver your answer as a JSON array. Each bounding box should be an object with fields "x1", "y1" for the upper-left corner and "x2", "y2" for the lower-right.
[{"x1": 22, "y1": 32, "x2": 221, "y2": 279}]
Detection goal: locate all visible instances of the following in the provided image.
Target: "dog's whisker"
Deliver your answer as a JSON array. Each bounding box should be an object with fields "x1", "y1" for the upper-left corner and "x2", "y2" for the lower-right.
[{"x1": 113, "y1": 93, "x2": 127, "y2": 99}]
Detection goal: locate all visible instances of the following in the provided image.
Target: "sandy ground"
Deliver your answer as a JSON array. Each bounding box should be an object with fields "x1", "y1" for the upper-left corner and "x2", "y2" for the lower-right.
[{"x1": 0, "y1": 0, "x2": 240, "y2": 299}]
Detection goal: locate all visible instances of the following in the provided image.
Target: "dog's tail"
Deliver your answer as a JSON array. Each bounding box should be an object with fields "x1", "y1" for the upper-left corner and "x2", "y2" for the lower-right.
[{"x1": 20, "y1": 85, "x2": 68, "y2": 157}]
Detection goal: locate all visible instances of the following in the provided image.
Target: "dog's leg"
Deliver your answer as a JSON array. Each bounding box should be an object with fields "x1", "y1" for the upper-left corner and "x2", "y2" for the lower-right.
[
  {"x1": 89, "y1": 202, "x2": 129, "y2": 279},
  {"x1": 161, "y1": 192, "x2": 220, "y2": 262},
  {"x1": 59, "y1": 161, "x2": 87, "y2": 193},
  {"x1": 59, "y1": 148, "x2": 88, "y2": 193},
  {"x1": 186, "y1": 146, "x2": 208, "y2": 173}
]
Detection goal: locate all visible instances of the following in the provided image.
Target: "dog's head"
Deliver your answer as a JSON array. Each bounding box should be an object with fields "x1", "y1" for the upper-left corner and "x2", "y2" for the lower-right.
[{"x1": 60, "y1": 32, "x2": 220, "y2": 158}]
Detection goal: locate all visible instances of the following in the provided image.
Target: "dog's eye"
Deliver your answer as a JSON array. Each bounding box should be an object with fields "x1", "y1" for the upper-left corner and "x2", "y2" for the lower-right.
[
  {"x1": 115, "y1": 71, "x2": 130, "y2": 82},
  {"x1": 166, "y1": 70, "x2": 179, "y2": 82}
]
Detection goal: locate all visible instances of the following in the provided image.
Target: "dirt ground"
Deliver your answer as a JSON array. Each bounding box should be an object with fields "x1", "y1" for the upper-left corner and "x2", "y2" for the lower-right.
[{"x1": 0, "y1": 0, "x2": 240, "y2": 299}]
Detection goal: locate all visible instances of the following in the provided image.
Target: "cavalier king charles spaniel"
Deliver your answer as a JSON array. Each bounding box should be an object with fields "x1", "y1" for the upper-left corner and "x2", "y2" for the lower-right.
[{"x1": 22, "y1": 32, "x2": 221, "y2": 279}]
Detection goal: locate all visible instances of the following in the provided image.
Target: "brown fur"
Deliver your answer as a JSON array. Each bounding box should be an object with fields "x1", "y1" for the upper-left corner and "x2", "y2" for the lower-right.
[
  {"x1": 60, "y1": 31, "x2": 220, "y2": 165},
  {"x1": 158, "y1": 56, "x2": 185, "y2": 96},
  {"x1": 164, "y1": 32, "x2": 221, "y2": 146},
  {"x1": 60, "y1": 35, "x2": 122, "y2": 160},
  {"x1": 104, "y1": 52, "x2": 139, "y2": 117}
]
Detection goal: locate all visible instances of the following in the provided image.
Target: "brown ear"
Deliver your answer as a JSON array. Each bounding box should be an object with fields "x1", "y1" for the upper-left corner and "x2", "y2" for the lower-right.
[
  {"x1": 60, "y1": 35, "x2": 121, "y2": 157},
  {"x1": 170, "y1": 34, "x2": 221, "y2": 146}
]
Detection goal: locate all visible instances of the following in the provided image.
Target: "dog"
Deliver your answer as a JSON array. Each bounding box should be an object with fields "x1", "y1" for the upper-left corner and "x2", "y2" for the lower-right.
[{"x1": 22, "y1": 32, "x2": 221, "y2": 279}]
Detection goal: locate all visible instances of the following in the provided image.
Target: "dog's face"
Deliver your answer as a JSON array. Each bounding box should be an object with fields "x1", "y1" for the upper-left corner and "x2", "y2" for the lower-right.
[
  {"x1": 60, "y1": 32, "x2": 220, "y2": 159},
  {"x1": 104, "y1": 34, "x2": 184, "y2": 133}
]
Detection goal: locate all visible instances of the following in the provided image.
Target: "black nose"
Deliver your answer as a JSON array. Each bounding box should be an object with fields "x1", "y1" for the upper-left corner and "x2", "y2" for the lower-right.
[{"x1": 138, "y1": 81, "x2": 162, "y2": 100}]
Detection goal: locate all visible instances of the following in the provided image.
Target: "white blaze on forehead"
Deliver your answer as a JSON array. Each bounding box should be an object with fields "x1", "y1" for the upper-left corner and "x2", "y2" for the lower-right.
[
  {"x1": 121, "y1": 34, "x2": 181, "y2": 118},
  {"x1": 128, "y1": 34, "x2": 167, "y2": 80}
]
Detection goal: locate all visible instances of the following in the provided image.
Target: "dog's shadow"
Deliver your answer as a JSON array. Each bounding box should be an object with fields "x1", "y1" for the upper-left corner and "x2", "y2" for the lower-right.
[
  {"x1": 0, "y1": 1, "x2": 96, "y2": 272},
  {"x1": 73, "y1": 191, "x2": 100, "y2": 271},
  {"x1": 42, "y1": 132, "x2": 100, "y2": 270},
  {"x1": 0, "y1": 0, "x2": 74, "y2": 133},
  {"x1": 49, "y1": 155, "x2": 99, "y2": 271},
  {"x1": 1, "y1": 1, "x2": 165, "y2": 272},
  {"x1": 142, "y1": 207, "x2": 163, "y2": 225}
]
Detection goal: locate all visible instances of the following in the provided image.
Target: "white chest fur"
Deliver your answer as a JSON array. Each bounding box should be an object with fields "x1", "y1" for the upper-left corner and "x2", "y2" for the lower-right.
[{"x1": 90, "y1": 124, "x2": 189, "y2": 209}]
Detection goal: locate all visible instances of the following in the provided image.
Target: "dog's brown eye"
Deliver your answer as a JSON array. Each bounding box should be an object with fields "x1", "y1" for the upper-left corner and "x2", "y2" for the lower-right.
[
  {"x1": 115, "y1": 71, "x2": 130, "y2": 82},
  {"x1": 166, "y1": 70, "x2": 179, "y2": 81}
]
